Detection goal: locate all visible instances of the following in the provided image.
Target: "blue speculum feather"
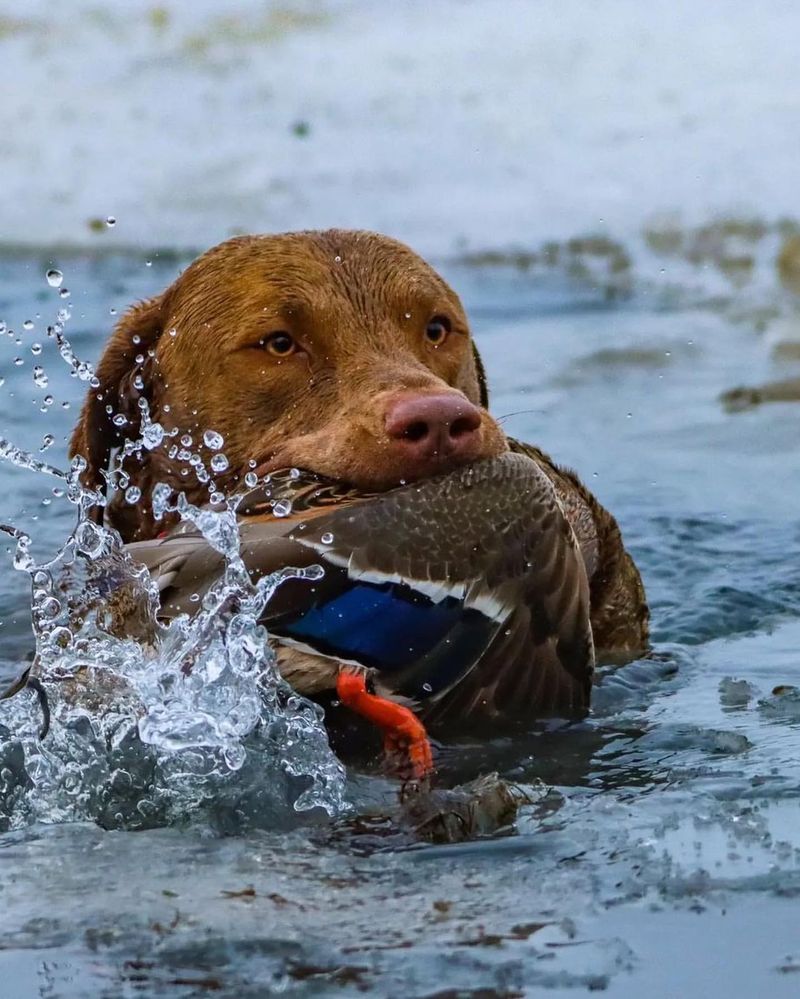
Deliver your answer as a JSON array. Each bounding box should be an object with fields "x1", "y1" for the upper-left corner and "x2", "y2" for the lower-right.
[{"x1": 271, "y1": 580, "x2": 499, "y2": 700}]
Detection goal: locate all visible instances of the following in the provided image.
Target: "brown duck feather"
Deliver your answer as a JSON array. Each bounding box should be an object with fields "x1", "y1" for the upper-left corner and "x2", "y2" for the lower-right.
[{"x1": 126, "y1": 453, "x2": 594, "y2": 727}]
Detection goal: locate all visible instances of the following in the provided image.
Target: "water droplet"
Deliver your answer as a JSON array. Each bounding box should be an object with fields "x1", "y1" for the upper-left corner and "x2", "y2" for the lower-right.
[
  {"x1": 333, "y1": 254, "x2": 342, "y2": 263},
  {"x1": 22, "y1": 319, "x2": 34, "y2": 331},
  {"x1": 422, "y1": 682, "x2": 432, "y2": 693},
  {"x1": 404, "y1": 312, "x2": 412, "y2": 320},
  {"x1": 320, "y1": 532, "x2": 334, "y2": 545},
  {"x1": 48, "y1": 626, "x2": 73, "y2": 648},
  {"x1": 244, "y1": 471, "x2": 258, "y2": 488},
  {"x1": 59, "y1": 287, "x2": 70, "y2": 298},
  {"x1": 39, "y1": 434, "x2": 55, "y2": 451},
  {"x1": 151, "y1": 482, "x2": 173, "y2": 519},
  {"x1": 31, "y1": 343, "x2": 42, "y2": 355},
  {"x1": 112, "y1": 414, "x2": 127, "y2": 427},
  {"x1": 125, "y1": 485, "x2": 142, "y2": 504},
  {"x1": 13, "y1": 357, "x2": 23, "y2": 366},
  {"x1": 289, "y1": 467, "x2": 301, "y2": 479},
  {"x1": 75, "y1": 521, "x2": 105, "y2": 558},
  {"x1": 210, "y1": 453, "x2": 229, "y2": 473},
  {"x1": 210, "y1": 491, "x2": 225, "y2": 505},
  {"x1": 106, "y1": 216, "x2": 116, "y2": 227},
  {"x1": 39, "y1": 596, "x2": 61, "y2": 618},
  {"x1": 46, "y1": 268, "x2": 64, "y2": 288},
  {"x1": 141, "y1": 422, "x2": 165, "y2": 450},
  {"x1": 32, "y1": 365, "x2": 48, "y2": 388},
  {"x1": 145, "y1": 260, "x2": 152, "y2": 267},
  {"x1": 180, "y1": 433, "x2": 192, "y2": 447},
  {"x1": 203, "y1": 429, "x2": 224, "y2": 450},
  {"x1": 273, "y1": 499, "x2": 292, "y2": 518}
]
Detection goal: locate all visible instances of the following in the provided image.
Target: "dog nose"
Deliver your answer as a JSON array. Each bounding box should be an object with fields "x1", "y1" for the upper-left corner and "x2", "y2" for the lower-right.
[{"x1": 384, "y1": 392, "x2": 483, "y2": 468}]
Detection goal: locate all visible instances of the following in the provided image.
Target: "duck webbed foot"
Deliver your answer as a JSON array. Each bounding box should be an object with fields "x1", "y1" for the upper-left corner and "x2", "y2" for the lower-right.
[{"x1": 335, "y1": 669, "x2": 434, "y2": 782}]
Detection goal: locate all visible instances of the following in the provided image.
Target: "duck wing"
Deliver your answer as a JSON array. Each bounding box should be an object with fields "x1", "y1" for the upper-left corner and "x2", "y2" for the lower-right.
[
  {"x1": 300, "y1": 453, "x2": 593, "y2": 720},
  {"x1": 126, "y1": 453, "x2": 593, "y2": 722}
]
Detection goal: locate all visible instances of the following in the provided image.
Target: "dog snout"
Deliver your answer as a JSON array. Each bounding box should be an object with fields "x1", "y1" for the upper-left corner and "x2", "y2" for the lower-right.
[{"x1": 383, "y1": 392, "x2": 484, "y2": 471}]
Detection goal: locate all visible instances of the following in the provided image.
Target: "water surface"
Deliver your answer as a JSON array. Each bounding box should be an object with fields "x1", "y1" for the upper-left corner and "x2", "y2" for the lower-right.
[{"x1": 1, "y1": 236, "x2": 799, "y2": 996}]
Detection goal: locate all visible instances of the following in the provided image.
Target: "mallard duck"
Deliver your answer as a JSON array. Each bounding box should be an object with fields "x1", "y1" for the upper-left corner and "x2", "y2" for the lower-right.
[{"x1": 125, "y1": 452, "x2": 595, "y2": 777}]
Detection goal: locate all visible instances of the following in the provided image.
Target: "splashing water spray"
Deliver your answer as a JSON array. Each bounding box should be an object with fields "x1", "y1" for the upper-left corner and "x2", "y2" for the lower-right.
[{"x1": 0, "y1": 274, "x2": 345, "y2": 832}]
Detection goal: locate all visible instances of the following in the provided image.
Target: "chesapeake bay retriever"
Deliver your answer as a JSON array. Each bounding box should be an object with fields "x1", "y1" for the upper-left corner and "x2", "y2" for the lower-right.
[{"x1": 70, "y1": 230, "x2": 649, "y2": 657}]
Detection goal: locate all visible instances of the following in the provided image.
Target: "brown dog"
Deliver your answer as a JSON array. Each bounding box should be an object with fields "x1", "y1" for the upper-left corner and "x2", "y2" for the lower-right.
[{"x1": 70, "y1": 230, "x2": 648, "y2": 656}]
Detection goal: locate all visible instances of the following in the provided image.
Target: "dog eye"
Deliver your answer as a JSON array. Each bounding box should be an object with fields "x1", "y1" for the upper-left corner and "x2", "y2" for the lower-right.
[
  {"x1": 259, "y1": 332, "x2": 296, "y2": 357},
  {"x1": 425, "y1": 315, "x2": 451, "y2": 346}
]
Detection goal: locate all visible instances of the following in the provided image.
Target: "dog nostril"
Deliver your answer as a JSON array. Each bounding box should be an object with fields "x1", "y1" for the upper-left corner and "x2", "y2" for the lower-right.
[
  {"x1": 403, "y1": 420, "x2": 430, "y2": 442},
  {"x1": 450, "y1": 414, "x2": 480, "y2": 439}
]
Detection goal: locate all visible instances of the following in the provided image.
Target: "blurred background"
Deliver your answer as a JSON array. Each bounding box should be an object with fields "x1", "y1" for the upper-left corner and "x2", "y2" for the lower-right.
[{"x1": 2, "y1": 0, "x2": 799, "y2": 263}]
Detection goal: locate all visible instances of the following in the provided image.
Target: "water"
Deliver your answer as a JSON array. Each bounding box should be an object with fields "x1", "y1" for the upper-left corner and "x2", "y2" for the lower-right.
[{"x1": 0, "y1": 228, "x2": 798, "y2": 995}]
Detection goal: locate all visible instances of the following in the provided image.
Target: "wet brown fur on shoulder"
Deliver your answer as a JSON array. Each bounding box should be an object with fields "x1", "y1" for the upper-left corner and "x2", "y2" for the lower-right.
[{"x1": 507, "y1": 439, "x2": 649, "y2": 656}]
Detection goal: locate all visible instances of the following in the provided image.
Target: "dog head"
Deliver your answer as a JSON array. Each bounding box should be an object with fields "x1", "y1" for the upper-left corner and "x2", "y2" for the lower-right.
[{"x1": 70, "y1": 230, "x2": 507, "y2": 540}]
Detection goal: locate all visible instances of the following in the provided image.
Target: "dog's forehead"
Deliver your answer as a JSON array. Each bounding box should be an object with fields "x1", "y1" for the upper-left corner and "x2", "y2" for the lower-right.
[{"x1": 172, "y1": 231, "x2": 460, "y2": 315}]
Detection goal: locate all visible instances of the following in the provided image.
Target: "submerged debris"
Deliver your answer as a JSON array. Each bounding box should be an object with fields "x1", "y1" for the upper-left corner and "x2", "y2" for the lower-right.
[
  {"x1": 328, "y1": 773, "x2": 549, "y2": 850},
  {"x1": 402, "y1": 773, "x2": 545, "y2": 844}
]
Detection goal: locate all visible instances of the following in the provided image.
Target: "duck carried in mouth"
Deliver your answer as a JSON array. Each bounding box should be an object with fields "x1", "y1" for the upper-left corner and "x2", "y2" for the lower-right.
[{"x1": 125, "y1": 451, "x2": 595, "y2": 779}]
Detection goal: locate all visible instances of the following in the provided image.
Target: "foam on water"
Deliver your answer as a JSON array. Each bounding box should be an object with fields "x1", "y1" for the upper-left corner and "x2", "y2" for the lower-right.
[{"x1": 0, "y1": 297, "x2": 345, "y2": 832}]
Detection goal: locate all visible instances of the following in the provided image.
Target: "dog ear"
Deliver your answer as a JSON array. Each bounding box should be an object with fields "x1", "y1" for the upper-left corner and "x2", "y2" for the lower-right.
[
  {"x1": 68, "y1": 296, "x2": 164, "y2": 513},
  {"x1": 471, "y1": 341, "x2": 489, "y2": 409}
]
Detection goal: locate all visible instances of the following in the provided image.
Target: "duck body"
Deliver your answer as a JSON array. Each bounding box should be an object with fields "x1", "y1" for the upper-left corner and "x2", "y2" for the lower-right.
[{"x1": 127, "y1": 452, "x2": 595, "y2": 735}]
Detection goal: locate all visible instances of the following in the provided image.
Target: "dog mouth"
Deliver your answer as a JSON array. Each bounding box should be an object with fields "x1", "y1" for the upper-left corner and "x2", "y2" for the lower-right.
[
  {"x1": 240, "y1": 397, "x2": 508, "y2": 494},
  {"x1": 246, "y1": 458, "x2": 410, "y2": 495},
  {"x1": 244, "y1": 445, "x2": 510, "y2": 499}
]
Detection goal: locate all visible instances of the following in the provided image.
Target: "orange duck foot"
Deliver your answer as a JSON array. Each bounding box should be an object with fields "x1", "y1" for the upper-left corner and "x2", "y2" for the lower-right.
[{"x1": 335, "y1": 670, "x2": 434, "y2": 781}]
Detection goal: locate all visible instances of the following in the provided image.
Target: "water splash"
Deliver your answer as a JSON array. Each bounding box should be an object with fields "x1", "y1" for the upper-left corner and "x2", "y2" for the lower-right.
[
  {"x1": 0, "y1": 454, "x2": 344, "y2": 831},
  {"x1": 0, "y1": 286, "x2": 345, "y2": 833}
]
